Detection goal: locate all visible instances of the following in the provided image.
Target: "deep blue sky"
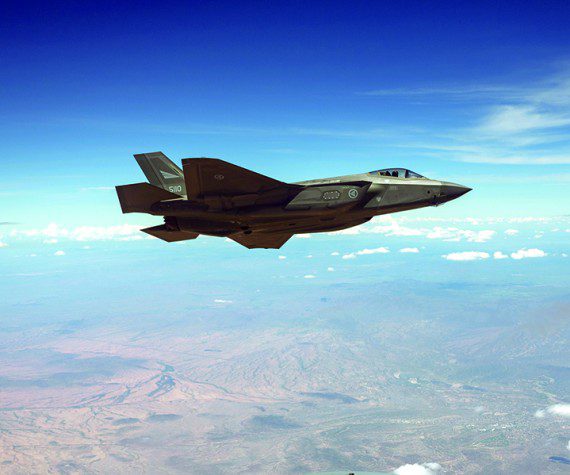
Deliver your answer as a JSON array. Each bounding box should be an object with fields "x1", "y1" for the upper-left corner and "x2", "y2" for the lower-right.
[{"x1": 1, "y1": 1, "x2": 569, "y2": 225}]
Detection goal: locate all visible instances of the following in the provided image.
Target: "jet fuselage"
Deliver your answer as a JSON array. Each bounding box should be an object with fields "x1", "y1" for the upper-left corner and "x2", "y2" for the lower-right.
[{"x1": 116, "y1": 153, "x2": 471, "y2": 249}]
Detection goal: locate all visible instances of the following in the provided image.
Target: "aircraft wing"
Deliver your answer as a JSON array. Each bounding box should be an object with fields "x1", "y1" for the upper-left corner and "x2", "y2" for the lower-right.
[
  {"x1": 229, "y1": 232, "x2": 293, "y2": 249},
  {"x1": 182, "y1": 158, "x2": 288, "y2": 198}
]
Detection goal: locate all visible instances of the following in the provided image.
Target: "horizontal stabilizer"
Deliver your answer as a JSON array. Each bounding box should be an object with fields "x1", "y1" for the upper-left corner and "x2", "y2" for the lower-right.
[
  {"x1": 142, "y1": 225, "x2": 199, "y2": 242},
  {"x1": 229, "y1": 232, "x2": 293, "y2": 249},
  {"x1": 115, "y1": 182, "x2": 181, "y2": 213},
  {"x1": 182, "y1": 158, "x2": 287, "y2": 198}
]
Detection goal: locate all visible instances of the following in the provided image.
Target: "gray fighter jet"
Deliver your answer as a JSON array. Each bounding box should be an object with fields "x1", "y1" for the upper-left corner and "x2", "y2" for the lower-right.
[{"x1": 116, "y1": 152, "x2": 471, "y2": 249}]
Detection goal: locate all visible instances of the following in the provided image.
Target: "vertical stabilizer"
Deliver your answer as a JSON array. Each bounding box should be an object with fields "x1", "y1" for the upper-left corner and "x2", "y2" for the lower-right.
[{"x1": 134, "y1": 152, "x2": 186, "y2": 196}]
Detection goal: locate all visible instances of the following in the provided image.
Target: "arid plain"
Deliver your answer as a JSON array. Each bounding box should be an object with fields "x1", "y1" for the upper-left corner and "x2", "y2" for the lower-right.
[{"x1": 1, "y1": 260, "x2": 568, "y2": 474}]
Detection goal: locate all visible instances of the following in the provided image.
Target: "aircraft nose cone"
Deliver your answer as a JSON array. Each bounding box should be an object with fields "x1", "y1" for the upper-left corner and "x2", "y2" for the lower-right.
[
  {"x1": 437, "y1": 182, "x2": 472, "y2": 204},
  {"x1": 442, "y1": 183, "x2": 472, "y2": 198}
]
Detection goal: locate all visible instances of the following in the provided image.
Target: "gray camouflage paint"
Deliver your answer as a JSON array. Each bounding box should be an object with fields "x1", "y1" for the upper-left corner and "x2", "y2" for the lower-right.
[{"x1": 116, "y1": 152, "x2": 471, "y2": 249}]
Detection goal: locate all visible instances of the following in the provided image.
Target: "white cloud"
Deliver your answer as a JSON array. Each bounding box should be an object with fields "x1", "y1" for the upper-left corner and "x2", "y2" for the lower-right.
[
  {"x1": 547, "y1": 404, "x2": 570, "y2": 417},
  {"x1": 43, "y1": 222, "x2": 61, "y2": 238},
  {"x1": 327, "y1": 267, "x2": 335, "y2": 272},
  {"x1": 531, "y1": 74, "x2": 570, "y2": 106},
  {"x1": 479, "y1": 105, "x2": 570, "y2": 134},
  {"x1": 535, "y1": 404, "x2": 570, "y2": 419},
  {"x1": 343, "y1": 247, "x2": 390, "y2": 259},
  {"x1": 11, "y1": 223, "x2": 146, "y2": 242},
  {"x1": 71, "y1": 224, "x2": 145, "y2": 241},
  {"x1": 0, "y1": 241, "x2": 7, "y2": 248},
  {"x1": 493, "y1": 251, "x2": 509, "y2": 259},
  {"x1": 510, "y1": 248, "x2": 547, "y2": 259},
  {"x1": 306, "y1": 254, "x2": 313, "y2": 258},
  {"x1": 399, "y1": 247, "x2": 420, "y2": 253},
  {"x1": 393, "y1": 462, "x2": 441, "y2": 475},
  {"x1": 278, "y1": 255, "x2": 286, "y2": 260},
  {"x1": 442, "y1": 251, "x2": 490, "y2": 261},
  {"x1": 295, "y1": 234, "x2": 312, "y2": 239},
  {"x1": 330, "y1": 217, "x2": 496, "y2": 243},
  {"x1": 504, "y1": 229, "x2": 519, "y2": 236},
  {"x1": 303, "y1": 274, "x2": 316, "y2": 279},
  {"x1": 567, "y1": 440, "x2": 570, "y2": 451},
  {"x1": 54, "y1": 250, "x2": 65, "y2": 256},
  {"x1": 358, "y1": 247, "x2": 390, "y2": 255},
  {"x1": 214, "y1": 299, "x2": 233, "y2": 304},
  {"x1": 331, "y1": 251, "x2": 340, "y2": 256},
  {"x1": 327, "y1": 218, "x2": 418, "y2": 237},
  {"x1": 380, "y1": 72, "x2": 570, "y2": 165},
  {"x1": 366, "y1": 221, "x2": 424, "y2": 237},
  {"x1": 426, "y1": 227, "x2": 495, "y2": 243}
]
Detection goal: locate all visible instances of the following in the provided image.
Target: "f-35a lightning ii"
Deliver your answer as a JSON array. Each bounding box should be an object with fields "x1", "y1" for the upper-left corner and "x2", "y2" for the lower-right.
[{"x1": 116, "y1": 152, "x2": 471, "y2": 249}]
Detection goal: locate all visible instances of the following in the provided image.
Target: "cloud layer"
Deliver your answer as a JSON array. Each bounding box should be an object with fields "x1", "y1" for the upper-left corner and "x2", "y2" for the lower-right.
[
  {"x1": 329, "y1": 217, "x2": 497, "y2": 243},
  {"x1": 10, "y1": 223, "x2": 145, "y2": 242}
]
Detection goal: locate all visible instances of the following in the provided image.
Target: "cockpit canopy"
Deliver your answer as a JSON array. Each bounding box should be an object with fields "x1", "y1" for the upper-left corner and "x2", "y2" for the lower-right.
[{"x1": 369, "y1": 168, "x2": 425, "y2": 178}]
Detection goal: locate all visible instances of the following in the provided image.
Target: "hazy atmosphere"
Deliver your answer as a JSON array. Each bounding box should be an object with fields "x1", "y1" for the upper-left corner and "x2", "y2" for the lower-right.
[{"x1": 1, "y1": 1, "x2": 569, "y2": 474}]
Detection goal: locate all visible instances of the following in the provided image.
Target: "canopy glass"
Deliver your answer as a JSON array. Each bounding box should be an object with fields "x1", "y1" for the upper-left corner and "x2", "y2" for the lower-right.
[{"x1": 369, "y1": 168, "x2": 424, "y2": 178}]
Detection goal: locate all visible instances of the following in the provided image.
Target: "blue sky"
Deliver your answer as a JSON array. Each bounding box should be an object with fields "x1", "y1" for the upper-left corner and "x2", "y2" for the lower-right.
[
  {"x1": 1, "y1": 0, "x2": 569, "y2": 228},
  {"x1": 1, "y1": 6, "x2": 569, "y2": 471}
]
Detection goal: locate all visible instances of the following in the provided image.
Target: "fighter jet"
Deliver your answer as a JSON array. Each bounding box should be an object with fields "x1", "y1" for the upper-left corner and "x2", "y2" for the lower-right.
[{"x1": 116, "y1": 152, "x2": 471, "y2": 249}]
